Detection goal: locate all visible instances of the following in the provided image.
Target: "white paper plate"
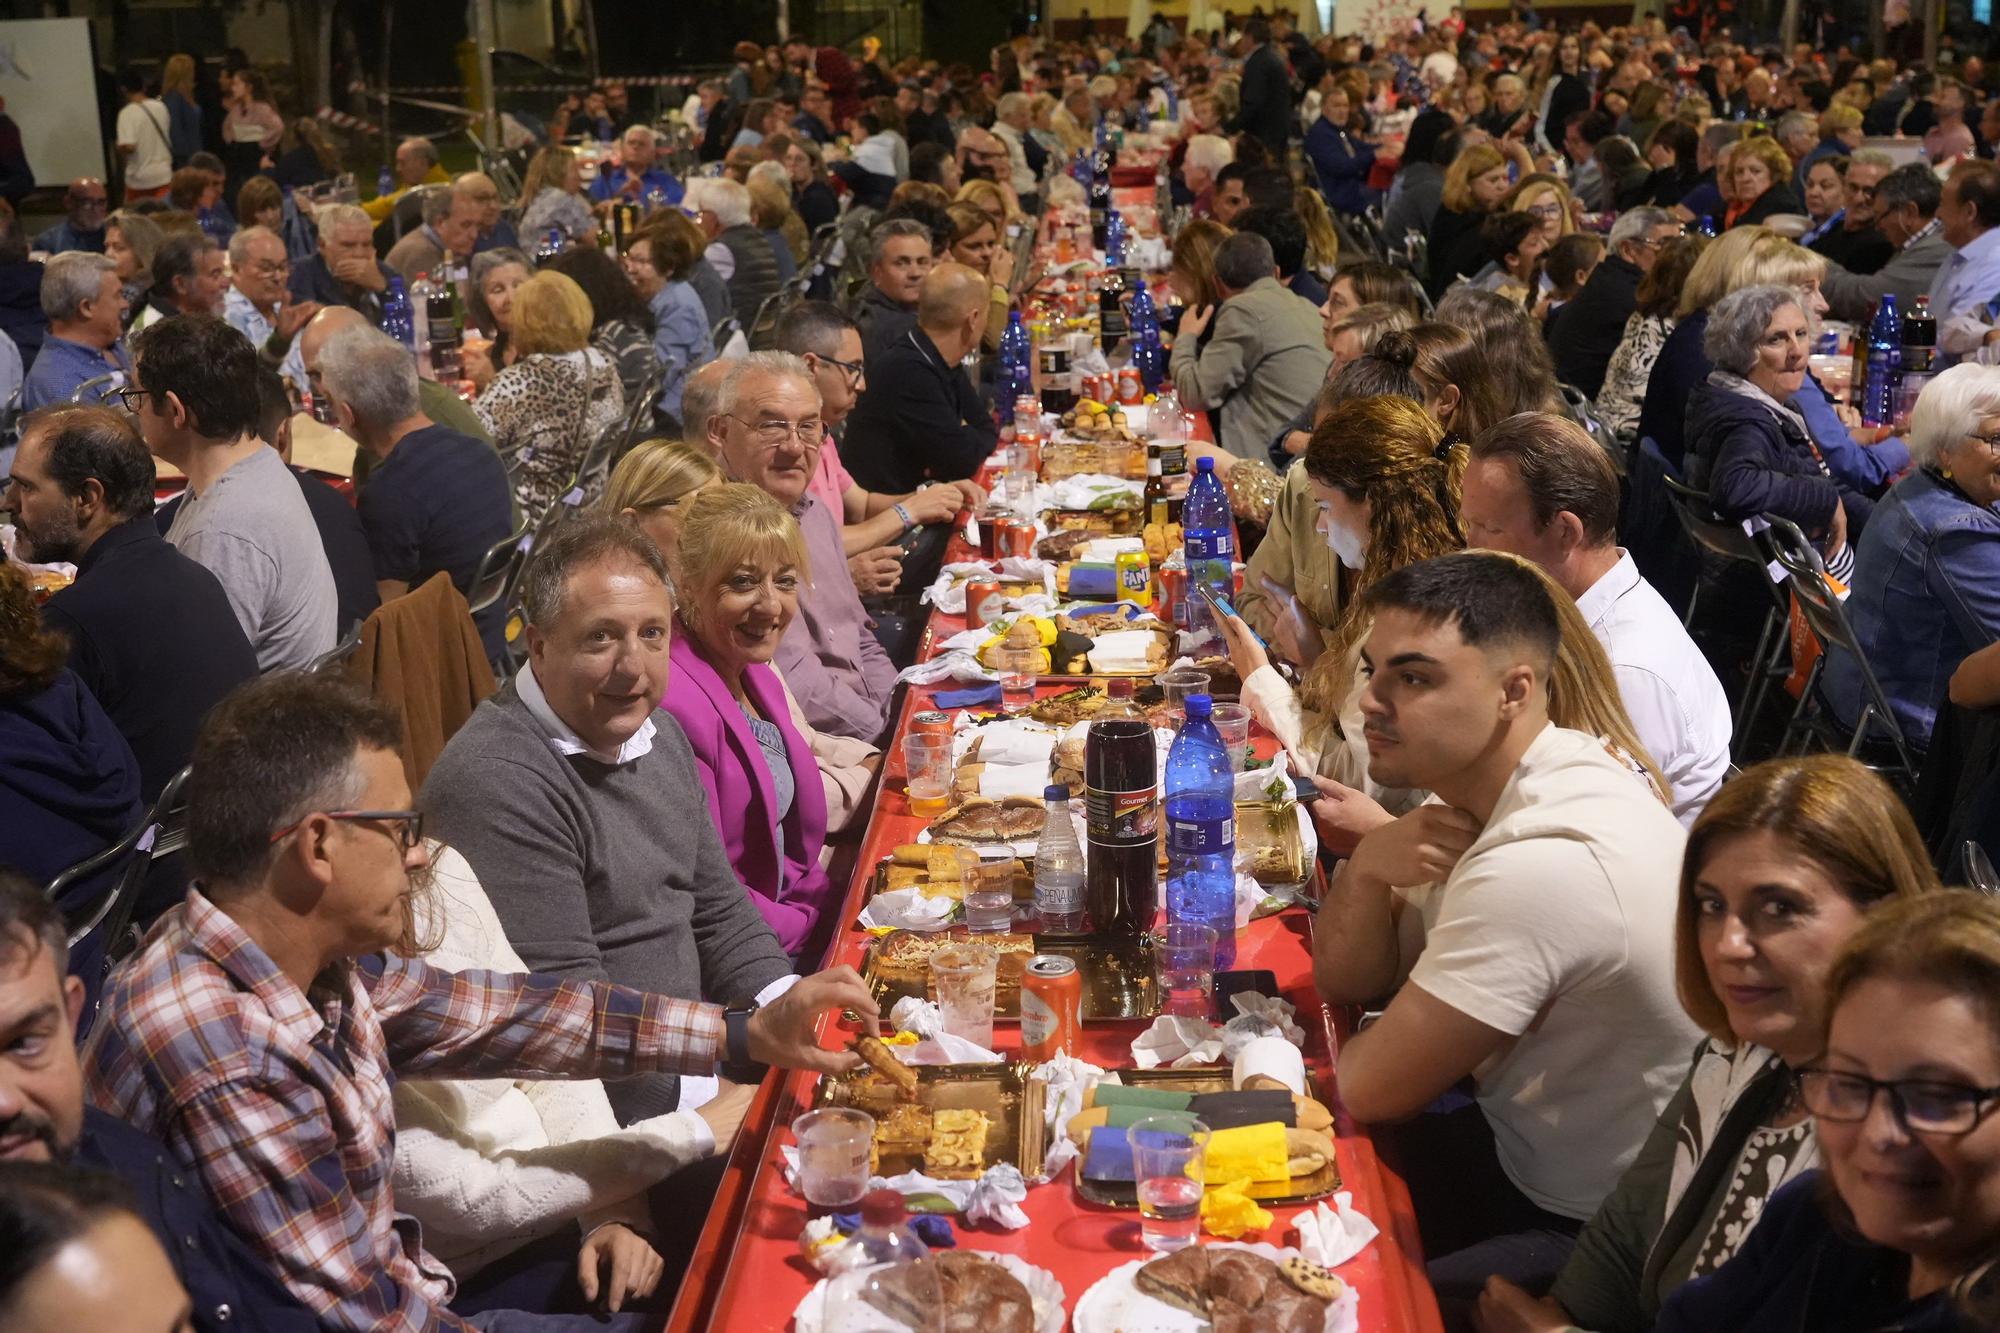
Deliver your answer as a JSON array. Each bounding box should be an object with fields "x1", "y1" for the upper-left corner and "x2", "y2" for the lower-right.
[
  {"x1": 791, "y1": 1252, "x2": 1066, "y2": 1333},
  {"x1": 1071, "y1": 1243, "x2": 1360, "y2": 1333}
]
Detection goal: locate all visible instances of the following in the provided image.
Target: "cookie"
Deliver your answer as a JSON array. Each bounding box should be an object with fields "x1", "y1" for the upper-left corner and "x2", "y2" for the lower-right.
[{"x1": 1279, "y1": 1256, "x2": 1342, "y2": 1302}]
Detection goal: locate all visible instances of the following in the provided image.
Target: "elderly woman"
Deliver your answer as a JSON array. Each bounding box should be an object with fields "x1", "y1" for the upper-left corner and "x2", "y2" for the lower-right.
[
  {"x1": 1727, "y1": 135, "x2": 1804, "y2": 228},
  {"x1": 1655, "y1": 890, "x2": 2000, "y2": 1331},
  {"x1": 747, "y1": 161, "x2": 806, "y2": 277},
  {"x1": 620, "y1": 223, "x2": 714, "y2": 433},
  {"x1": 607, "y1": 442, "x2": 880, "y2": 834},
  {"x1": 1684, "y1": 284, "x2": 1872, "y2": 577},
  {"x1": 474, "y1": 270, "x2": 625, "y2": 515},
  {"x1": 659, "y1": 484, "x2": 838, "y2": 961},
  {"x1": 463, "y1": 247, "x2": 531, "y2": 384},
  {"x1": 1478, "y1": 755, "x2": 1940, "y2": 1333},
  {"x1": 1823, "y1": 364, "x2": 2000, "y2": 750},
  {"x1": 1426, "y1": 142, "x2": 1530, "y2": 298},
  {"x1": 1599, "y1": 234, "x2": 1708, "y2": 443},
  {"x1": 518, "y1": 146, "x2": 597, "y2": 248},
  {"x1": 103, "y1": 209, "x2": 164, "y2": 318},
  {"x1": 782, "y1": 136, "x2": 839, "y2": 234}
]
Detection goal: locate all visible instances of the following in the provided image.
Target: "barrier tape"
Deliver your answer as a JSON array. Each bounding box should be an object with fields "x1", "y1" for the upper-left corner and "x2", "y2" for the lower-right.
[{"x1": 349, "y1": 73, "x2": 704, "y2": 97}]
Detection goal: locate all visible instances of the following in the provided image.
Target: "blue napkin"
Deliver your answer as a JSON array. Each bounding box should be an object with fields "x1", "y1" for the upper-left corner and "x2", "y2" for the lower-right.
[
  {"x1": 1082, "y1": 1124, "x2": 1138, "y2": 1182},
  {"x1": 933, "y1": 682, "x2": 1003, "y2": 709}
]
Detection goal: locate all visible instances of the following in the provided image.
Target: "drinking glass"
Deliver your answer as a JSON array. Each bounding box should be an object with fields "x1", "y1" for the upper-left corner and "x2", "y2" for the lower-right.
[
  {"x1": 1157, "y1": 667, "x2": 1211, "y2": 724},
  {"x1": 964, "y1": 860, "x2": 1016, "y2": 932},
  {"x1": 1208, "y1": 701, "x2": 1253, "y2": 771},
  {"x1": 791, "y1": 1107, "x2": 876, "y2": 1211},
  {"x1": 999, "y1": 645, "x2": 1040, "y2": 715},
  {"x1": 929, "y1": 942, "x2": 999, "y2": 1049},
  {"x1": 902, "y1": 734, "x2": 952, "y2": 817},
  {"x1": 1128, "y1": 1112, "x2": 1210, "y2": 1252},
  {"x1": 1156, "y1": 922, "x2": 1217, "y2": 1018}
]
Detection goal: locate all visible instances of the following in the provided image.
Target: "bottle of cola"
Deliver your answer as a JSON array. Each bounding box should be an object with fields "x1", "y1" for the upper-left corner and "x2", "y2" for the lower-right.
[{"x1": 1085, "y1": 678, "x2": 1157, "y2": 937}]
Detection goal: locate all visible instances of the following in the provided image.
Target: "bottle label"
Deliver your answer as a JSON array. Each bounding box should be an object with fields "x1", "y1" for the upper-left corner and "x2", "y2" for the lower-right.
[
  {"x1": 1186, "y1": 531, "x2": 1234, "y2": 562},
  {"x1": 1021, "y1": 989, "x2": 1057, "y2": 1046},
  {"x1": 1086, "y1": 783, "x2": 1158, "y2": 846},
  {"x1": 1168, "y1": 814, "x2": 1235, "y2": 856},
  {"x1": 1155, "y1": 443, "x2": 1187, "y2": 477}
]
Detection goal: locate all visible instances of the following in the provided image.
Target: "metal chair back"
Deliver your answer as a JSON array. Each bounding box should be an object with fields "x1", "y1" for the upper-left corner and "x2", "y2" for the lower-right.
[
  {"x1": 307, "y1": 627, "x2": 363, "y2": 677},
  {"x1": 69, "y1": 371, "x2": 128, "y2": 405},
  {"x1": 48, "y1": 765, "x2": 192, "y2": 956},
  {"x1": 466, "y1": 520, "x2": 533, "y2": 616}
]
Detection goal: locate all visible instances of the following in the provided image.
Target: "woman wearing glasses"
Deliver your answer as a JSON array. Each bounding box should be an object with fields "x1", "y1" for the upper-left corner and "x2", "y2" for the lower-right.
[
  {"x1": 1653, "y1": 889, "x2": 2000, "y2": 1331},
  {"x1": 1823, "y1": 365, "x2": 2000, "y2": 753},
  {"x1": 1474, "y1": 755, "x2": 1940, "y2": 1333}
]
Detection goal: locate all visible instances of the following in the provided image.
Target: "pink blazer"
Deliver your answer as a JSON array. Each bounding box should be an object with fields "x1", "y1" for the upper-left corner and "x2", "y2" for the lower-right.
[{"x1": 661, "y1": 632, "x2": 836, "y2": 959}]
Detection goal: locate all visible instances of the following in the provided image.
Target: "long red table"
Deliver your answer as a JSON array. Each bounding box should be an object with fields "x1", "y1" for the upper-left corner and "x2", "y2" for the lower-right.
[{"x1": 663, "y1": 600, "x2": 1445, "y2": 1329}]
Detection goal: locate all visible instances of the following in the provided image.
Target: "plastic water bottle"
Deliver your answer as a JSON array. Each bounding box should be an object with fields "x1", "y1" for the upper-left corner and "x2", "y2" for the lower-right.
[
  {"x1": 1861, "y1": 294, "x2": 1902, "y2": 428},
  {"x1": 1165, "y1": 694, "x2": 1237, "y2": 968},
  {"x1": 409, "y1": 272, "x2": 435, "y2": 374},
  {"x1": 1182, "y1": 456, "x2": 1235, "y2": 634},
  {"x1": 377, "y1": 164, "x2": 394, "y2": 199},
  {"x1": 853, "y1": 1189, "x2": 930, "y2": 1264},
  {"x1": 998, "y1": 309, "x2": 1033, "y2": 412},
  {"x1": 1034, "y1": 784, "x2": 1086, "y2": 932},
  {"x1": 379, "y1": 275, "x2": 415, "y2": 350},
  {"x1": 534, "y1": 228, "x2": 566, "y2": 264}
]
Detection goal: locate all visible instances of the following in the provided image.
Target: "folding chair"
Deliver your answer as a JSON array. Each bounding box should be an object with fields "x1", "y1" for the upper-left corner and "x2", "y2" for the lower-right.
[
  {"x1": 746, "y1": 286, "x2": 794, "y2": 351},
  {"x1": 466, "y1": 519, "x2": 533, "y2": 617},
  {"x1": 1557, "y1": 383, "x2": 1625, "y2": 472},
  {"x1": 69, "y1": 371, "x2": 129, "y2": 405},
  {"x1": 1761, "y1": 516, "x2": 1923, "y2": 790},
  {"x1": 307, "y1": 626, "x2": 363, "y2": 677}
]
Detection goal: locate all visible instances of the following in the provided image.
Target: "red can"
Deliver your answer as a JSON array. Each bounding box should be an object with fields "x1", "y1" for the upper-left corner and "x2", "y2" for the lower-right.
[
  {"x1": 1001, "y1": 518, "x2": 1037, "y2": 558},
  {"x1": 1117, "y1": 366, "x2": 1143, "y2": 405},
  {"x1": 912, "y1": 710, "x2": 954, "y2": 739},
  {"x1": 976, "y1": 514, "x2": 1002, "y2": 560},
  {"x1": 1022, "y1": 955, "x2": 1083, "y2": 1061},
  {"x1": 967, "y1": 577, "x2": 1005, "y2": 625}
]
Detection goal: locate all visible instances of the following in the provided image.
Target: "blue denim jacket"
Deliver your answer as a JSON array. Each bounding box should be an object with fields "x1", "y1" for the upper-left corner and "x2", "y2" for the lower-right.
[{"x1": 1824, "y1": 466, "x2": 2000, "y2": 748}]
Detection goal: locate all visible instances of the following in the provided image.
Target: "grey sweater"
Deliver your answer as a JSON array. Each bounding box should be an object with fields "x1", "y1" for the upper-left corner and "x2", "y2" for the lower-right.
[{"x1": 421, "y1": 682, "x2": 791, "y2": 1122}]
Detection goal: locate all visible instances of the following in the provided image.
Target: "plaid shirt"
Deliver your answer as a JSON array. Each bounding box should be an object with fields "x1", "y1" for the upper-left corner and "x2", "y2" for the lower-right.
[{"x1": 83, "y1": 889, "x2": 725, "y2": 1332}]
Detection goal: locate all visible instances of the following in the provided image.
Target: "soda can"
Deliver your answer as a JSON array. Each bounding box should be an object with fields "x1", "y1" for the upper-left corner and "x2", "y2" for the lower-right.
[
  {"x1": 1022, "y1": 955, "x2": 1083, "y2": 1061},
  {"x1": 912, "y1": 710, "x2": 954, "y2": 739},
  {"x1": 1115, "y1": 549, "x2": 1152, "y2": 606},
  {"x1": 1117, "y1": 366, "x2": 1143, "y2": 405},
  {"x1": 967, "y1": 578, "x2": 1005, "y2": 625},
  {"x1": 976, "y1": 513, "x2": 1002, "y2": 560},
  {"x1": 1002, "y1": 518, "x2": 1038, "y2": 558}
]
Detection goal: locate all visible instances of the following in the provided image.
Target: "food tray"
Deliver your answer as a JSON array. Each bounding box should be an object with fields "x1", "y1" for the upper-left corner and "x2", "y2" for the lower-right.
[
  {"x1": 1074, "y1": 1066, "x2": 1341, "y2": 1209},
  {"x1": 1039, "y1": 507, "x2": 1146, "y2": 536},
  {"x1": 1237, "y1": 800, "x2": 1310, "y2": 888},
  {"x1": 862, "y1": 928, "x2": 1158, "y2": 1022},
  {"x1": 815, "y1": 1060, "x2": 1047, "y2": 1179},
  {"x1": 872, "y1": 856, "x2": 1037, "y2": 905}
]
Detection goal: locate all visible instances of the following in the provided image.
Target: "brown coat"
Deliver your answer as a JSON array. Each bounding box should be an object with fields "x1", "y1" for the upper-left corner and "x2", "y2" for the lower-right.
[{"x1": 342, "y1": 572, "x2": 496, "y2": 790}]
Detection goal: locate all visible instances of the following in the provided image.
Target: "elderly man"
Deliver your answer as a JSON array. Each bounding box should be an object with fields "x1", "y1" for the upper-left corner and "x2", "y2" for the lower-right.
[
  {"x1": 1929, "y1": 163, "x2": 2000, "y2": 362},
  {"x1": 298, "y1": 304, "x2": 490, "y2": 446},
  {"x1": 1809, "y1": 147, "x2": 1896, "y2": 275},
  {"x1": 1822, "y1": 162, "x2": 1954, "y2": 323},
  {"x1": 7, "y1": 404, "x2": 255, "y2": 800},
  {"x1": 1548, "y1": 207, "x2": 1680, "y2": 396},
  {"x1": 362, "y1": 135, "x2": 447, "y2": 223},
  {"x1": 955, "y1": 125, "x2": 1015, "y2": 197},
  {"x1": 289, "y1": 203, "x2": 394, "y2": 324},
  {"x1": 89, "y1": 672, "x2": 872, "y2": 1330},
  {"x1": 589, "y1": 124, "x2": 684, "y2": 206},
  {"x1": 844, "y1": 263, "x2": 999, "y2": 497},
  {"x1": 22, "y1": 253, "x2": 127, "y2": 410},
  {"x1": 455, "y1": 171, "x2": 518, "y2": 254},
  {"x1": 846, "y1": 217, "x2": 932, "y2": 358},
  {"x1": 0, "y1": 871, "x2": 319, "y2": 1332},
  {"x1": 707, "y1": 353, "x2": 897, "y2": 742},
  {"x1": 684, "y1": 176, "x2": 780, "y2": 333},
  {"x1": 1227, "y1": 18, "x2": 1292, "y2": 158},
  {"x1": 1170, "y1": 232, "x2": 1330, "y2": 462},
  {"x1": 318, "y1": 327, "x2": 513, "y2": 658},
  {"x1": 32, "y1": 178, "x2": 109, "y2": 255},
  {"x1": 1459, "y1": 413, "x2": 1731, "y2": 825},
  {"x1": 133, "y1": 232, "x2": 228, "y2": 327},
  {"x1": 222, "y1": 226, "x2": 319, "y2": 392},
  {"x1": 1181, "y1": 134, "x2": 1234, "y2": 217},
  {"x1": 384, "y1": 184, "x2": 482, "y2": 285},
  {"x1": 134, "y1": 316, "x2": 338, "y2": 671}
]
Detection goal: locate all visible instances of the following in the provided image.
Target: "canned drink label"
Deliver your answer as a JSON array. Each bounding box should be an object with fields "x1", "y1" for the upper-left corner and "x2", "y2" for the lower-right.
[
  {"x1": 972, "y1": 588, "x2": 1006, "y2": 624},
  {"x1": 1021, "y1": 989, "x2": 1058, "y2": 1047},
  {"x1": 1168, "y1": 814, "x2": 1235, "y2": 855},
  {"x1": 1086, "y1": 784, "x2": 1158, "y2": 845}
]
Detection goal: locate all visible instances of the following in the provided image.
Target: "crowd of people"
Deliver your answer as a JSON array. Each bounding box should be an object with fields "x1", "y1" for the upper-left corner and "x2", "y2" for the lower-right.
[{"x1": 4, "y1": 9, "x2": 2000, "y2": 1333}]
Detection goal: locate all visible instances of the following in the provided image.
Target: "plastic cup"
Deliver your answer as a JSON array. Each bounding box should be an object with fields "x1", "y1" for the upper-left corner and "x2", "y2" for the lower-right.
[
  {"x1": 999, "y1": 646, "x2": 1040, "y2": 715},
  {"x1": 1156, "y1": 922, "x2": 1217, "y2": 1018},
  {"x1": 1128, "y1": 1112, "x2": 1210, "y2": 1252},
  {"x1": 965, "y1": 860, "x2": 1016, "y2": 932},
  {"x1": 1157, "y1": 667, "x2": 1211, "y2": 723},
  {"x1": 791, "y1": 1107, "x2": 875, "y2": 1211},
  {"x1": 1209, "y1": 701, "x2": 1252, "y2": 771},
  {"x1": 929, "y1": 941, "x2": 999, "y2": 1049},
  {"x1": 902, "y1": 733, "x2": 952, "y2": 817}
]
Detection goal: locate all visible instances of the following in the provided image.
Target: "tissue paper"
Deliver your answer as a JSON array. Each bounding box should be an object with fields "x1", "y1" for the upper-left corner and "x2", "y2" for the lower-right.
[
  {"x1": 888, "y1": 996, "x2": 1003, "y2": 1063},
  {"x1": 897, "y1": 651, "x2": 998, "y2": 686},
  {"x1": 1199, "y1": 1178, "x2": 1274, "y2": 1238},
  {"x1": 1293, "y1": 1192, "x2": 1381, "y2": 1268},
  {"x1": 1131, "y1": 1014, "x2": 1226, "y2": 1069}
]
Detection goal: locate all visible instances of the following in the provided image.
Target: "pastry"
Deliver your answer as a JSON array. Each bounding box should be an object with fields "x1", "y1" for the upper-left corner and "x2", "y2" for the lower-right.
[
  {"x1": 1131, "y1": 1244, "x2": 1211, "y2": 1316},
  {"x1": 854, "y1": 1035, "x2": 919, "y2": 1099},
  {"x1": 1029, "y1": 683, "x2": 1104, "y2": 726},
  {"x1": 927, "y1": 796, "x2": 1047, "y2": 847},
  {"x1": 1279, "y1": 1256, "x2": 1342, "y2": 1301},
  {"x1": 875, "y1": 1103, "x2": 933, "y2": 1159},
  {"x1": 864, "y1": 1252, "x2": 1034, "y2": 1333},
  {"x1": 1134, "y1": 1245, "x2": 1341, "y2": 1329},
  {"x1": 1285, "y1": 1127, "x2": 1335, "y2": 1177},
  {"x1": 924, "y1": 1108, "x2": 992, "y2": 1179}
]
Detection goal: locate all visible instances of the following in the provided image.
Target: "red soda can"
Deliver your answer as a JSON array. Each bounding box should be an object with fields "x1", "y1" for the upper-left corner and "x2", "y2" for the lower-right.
[
  {"x1": 1022, "y1": 955, "x2": 1083, "y2": 1060},
  {"x1": 1117, "y1": 366, "x2": 1142, "y2": 404},
  {"x1": 912, "y1": 710, "x2": 954, "y2": 739},
  {"x1": 1002, "y1": 519, "x2": 1037, "y2": 558},
  {"x1": 967, "y1": 578, "x2": 1005, "y2": 625}
]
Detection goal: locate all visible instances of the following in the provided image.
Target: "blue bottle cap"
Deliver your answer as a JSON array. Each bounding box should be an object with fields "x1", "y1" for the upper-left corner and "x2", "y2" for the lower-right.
[
  {"x1": 1195, "y1": 455, "x2": 1215, "y2": 473},
  {"x1": 1184, "y1": 693, "x2": 1213, "y2": 717},
  {"x1": 1044, "y1": 783, "x2": 1070, "y2": 801}
]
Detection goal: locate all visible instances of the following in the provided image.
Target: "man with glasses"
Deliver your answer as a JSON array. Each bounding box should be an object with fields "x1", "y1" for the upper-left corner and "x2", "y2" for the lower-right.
[
  {"x1": 706, "y1": 352, "x2": 896, "y2": 741},
  {"x1": 455, "y1": 171, "x2": 518, "y2": 255},
  {"x1": 31, "y1": 178, "x2": 109, "y2": 256},
  {"x1": 1822, "y1": 162, "x2": 1954, "y2": 324},
  {"x1": 21, "y1": 252, "x2": 127, "y2": 411},
  {"x1": 89, "y1": 671, "x2": 876, "y2": 1331},
  {"x1": 223, "y1": 226, "x2": 320, "y2": 394},
  {"x1": 1549, "y1": 206, "x2": 1680, "y2": 397},
  {"x1": 1809, "y1": 149, "x2": 1895, "y2": 276}
]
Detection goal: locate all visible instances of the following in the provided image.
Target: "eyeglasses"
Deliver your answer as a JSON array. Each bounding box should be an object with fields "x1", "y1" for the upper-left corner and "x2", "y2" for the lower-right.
[
  {"x1": 268, "y1": 809, "x2": 427, "y2": 852},
  {"x1": 727, "y1": 414, "x2": 824, "y2": 446},
  {"x1": 1795, "y1": 1066, "x2": 2000, "y2": 1136},
  {"x1": 1525, "y1": 202, "x2": 1563, "y2": 219},
  {"x1": 1968, "y1": 430, "x2": 2000, "y2": 450},
  {"x1": 815, "y1": 354, "x2": 865, "y2": 389},
  {"x1": 245, "y1": 260, "x2": 290, "y2": 279},
  {"x1": 109, "y1": 386, "x2": 153, "y2": 411}
]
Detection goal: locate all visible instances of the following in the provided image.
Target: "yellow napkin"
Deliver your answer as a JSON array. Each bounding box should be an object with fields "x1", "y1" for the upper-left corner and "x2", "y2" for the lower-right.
[
  {"x1": 879, "y1": 1031, "x2": 920, "y2": 1047},
  {"x1": 1200, "y1": 1178, "x2": 1274, "y2": 1238},
  {"x1": 978, "y1": 617, "x2": 1056, "y2": 672},
  {"x1": 1203, "y1": 1122, "x2": 1290, "y2": 1185}
]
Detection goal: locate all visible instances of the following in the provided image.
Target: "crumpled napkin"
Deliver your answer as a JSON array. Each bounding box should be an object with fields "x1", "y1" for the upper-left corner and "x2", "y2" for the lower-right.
[
  {"x1": 1132, "y1": 1014, "x2": 1226, "y2": 1069},
  {"x1": 936, "y1": 625, "x2": 997, "y2": 654},
  {"x1": 888, "y1": 996, "x2": 1003, "y2": 1064},
  {"x1": 858, "y1": 889, "x2": 956, "y2": 932},
  {"x1": 1029, "y1": 1052, "x2": 1109, "y2": 1182},
  {"x1": 921, "y1": 559, "x2": 1061, "y2": 613},
  {"x1": 1044, "y1": 473, "x2": 1144, "y2": 512},
  {"x1": 1293, "y1": 1192, "x2": 1381, "y2": 1268},
  {"x1": 897, "y1": 651, "x2": 997, "y2": 686},
  {"x1": 953, "y1": 717, "x2": 1061, "y2": 767},
  {"x1": 1200, "y1": 1178, "x2": 1275, "y2": 1238},
  {"x1": 781, "y1": 1154, "x2": 1032, "y2": 1230},
  {"x1": 1229, "y1": 991, "x2": 1304, "y2": 1044}
]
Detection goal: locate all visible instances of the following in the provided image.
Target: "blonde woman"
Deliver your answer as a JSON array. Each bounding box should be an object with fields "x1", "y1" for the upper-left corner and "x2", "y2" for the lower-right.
[
  {"x1": 1507, "y1": 172, "x2": 1579, "y2": 248},
  {"x1": 159, "y1": 53, "x2": 201, "y2": 164},
  {"x1": 945, "y1": 201, "x2": 1010, "y2": 352},
  {"x1": 1426, "y1": 141, "x2": 1529, "y2": 297},
  {"x1": 103, "y1": 209, "x2": 165, "y2": 317},
  {"x1": 475, "y1": 270, "x2": 624, "y2": 514},
  {"x1": 518, "y1": 145, "x2": 597, "y2": 248}
]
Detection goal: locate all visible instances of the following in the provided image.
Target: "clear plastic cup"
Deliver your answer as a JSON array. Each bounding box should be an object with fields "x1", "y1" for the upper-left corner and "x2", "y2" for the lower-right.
[
  {"x1": 1128, "y1": 1112, "x2": 1210, "y2": 1252},
  {"x1": 902, "y1": 733, "x2": 952, "y2": 817},
  {"x1": 1156, "y1": 921, "x2": 1217, "y2": 1018},
  {"x1": 1157, "y1": 667, "x2": 1211, "y2": 724},
  {"x1": 964, "y1": 860, "x2": 1015, "y2": 932},
  {"x1": 929, "y1": 941, "x2": 999, "y2": 1049},
  {"x1": 791, "y1": 1107, "x2": 876, "y2": 1211},
  {"x1": 999, "y1": 646, "x2": 1040, "y2": 715},
  {"x1": 1208, "y1": 701, "x2": 1252, "y2": 771}
]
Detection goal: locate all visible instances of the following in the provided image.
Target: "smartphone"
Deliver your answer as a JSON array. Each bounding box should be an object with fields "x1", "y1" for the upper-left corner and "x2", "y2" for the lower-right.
[
  {"x1": 1196, "y1": 583, "x2": 1266, "y2": 649},
  {"x1": 1214, "y1": 969, "x2": 1282, "y2": 1013}
]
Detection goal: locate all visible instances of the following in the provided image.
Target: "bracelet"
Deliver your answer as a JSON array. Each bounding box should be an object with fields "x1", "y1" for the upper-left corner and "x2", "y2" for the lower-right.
[{"x1": 892, "y1": 501, "x2": 914, "y2": 527}]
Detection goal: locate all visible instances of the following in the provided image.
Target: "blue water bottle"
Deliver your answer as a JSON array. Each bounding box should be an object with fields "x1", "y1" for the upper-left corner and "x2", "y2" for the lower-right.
[
  {"x1": 1861, "y1": 294, "x2": 1902, "y2": 428},
  {"x1": 377, "y1": 164, "x2": 394, "y2": 199},
  {"x1": 1165, "y1": 694, "x2": 1237, "y2": 968},
  {"x1": 379, "y1": 275, "x2": 415, "y2": 350},
  {"x1": 1182, "y1": 456, "x2": 1235, "y2": 634}
]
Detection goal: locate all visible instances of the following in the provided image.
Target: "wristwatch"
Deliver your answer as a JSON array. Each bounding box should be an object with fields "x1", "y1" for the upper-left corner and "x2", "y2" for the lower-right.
[{"x1": 724, "y1": 1002, "x2": 758, "y2": 1067}]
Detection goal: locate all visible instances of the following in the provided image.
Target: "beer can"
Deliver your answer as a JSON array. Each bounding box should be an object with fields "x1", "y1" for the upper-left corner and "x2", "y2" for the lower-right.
[
  {"x1": 1002, "y1": 518, "x2": 1037, "y2": 558},
  {"x1": 1115, "y1": 549, "x2": 1152, "y2": 606},
  {"x1": 1117, "y1": 366, "x2": 1143, "y2": 405},
  {"x1": 912, "y1": 710, "x2": 954, "y2": 739},
  {"x1": 967, "y1": 578, "x2": 1005, "y2": 625},
  {"x1": 1021, "y1": 955, "x2": 1082, "y2": 1061}
]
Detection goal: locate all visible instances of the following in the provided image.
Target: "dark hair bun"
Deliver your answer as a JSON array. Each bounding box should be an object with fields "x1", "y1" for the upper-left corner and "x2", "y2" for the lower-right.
[{"x1": 1370, "y1": 329, "x2": 1420, "y2": 372}]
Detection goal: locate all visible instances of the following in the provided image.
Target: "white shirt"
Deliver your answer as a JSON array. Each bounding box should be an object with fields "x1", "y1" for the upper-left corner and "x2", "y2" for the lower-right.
[
  {"x1": 116, "y1": 98, "x2": 173, "y2": 191},
  {"x1": 1393, "y1": 724, "x2": 1699, "y2": 1219},
  {"x1": 1576, "y1": 550, "x2": 1733, "y2": 827}
]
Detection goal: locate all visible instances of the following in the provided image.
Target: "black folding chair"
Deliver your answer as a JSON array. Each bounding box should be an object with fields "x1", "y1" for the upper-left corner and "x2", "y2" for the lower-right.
[{"x1": 307, "y1": 627, "x2": 363, "y2": 677}]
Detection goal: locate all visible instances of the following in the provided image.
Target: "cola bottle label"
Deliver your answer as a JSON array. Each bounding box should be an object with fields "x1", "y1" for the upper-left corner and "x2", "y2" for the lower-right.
[{"x1": 1086, "y1": 783, "x2": 1158, "y2": 845}]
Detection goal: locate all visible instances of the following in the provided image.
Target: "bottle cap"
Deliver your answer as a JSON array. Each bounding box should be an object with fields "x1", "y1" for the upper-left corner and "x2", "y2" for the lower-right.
[
  {"x1": 861, "y1": 1189, "x2": 907, "y2": 1226},
  {"x1": 1195, "y1": 455, "x2": 1216, "y2": 473},
  {"x1": 1044, "y1": 783, "x2": 1071, "y2": 801},
  {"x1": 1184, "y1": 693, "x2": 1213, "y2": 717}
]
